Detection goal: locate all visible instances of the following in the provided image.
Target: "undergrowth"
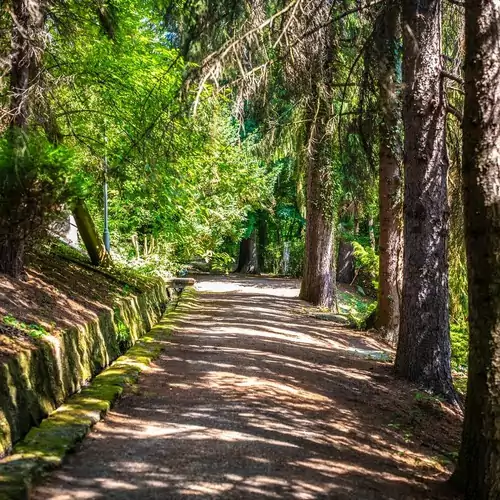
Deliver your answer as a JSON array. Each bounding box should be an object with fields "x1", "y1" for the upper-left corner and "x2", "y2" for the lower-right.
[
  {"x1": 339, "y1": 287, "x2": 470, "y2": 392},
  {"x1": 2, "y1": 315, "x2": 51, "y2": 339},
  {"x1": 338, "y1": 288, "x2": 376, "y2": 328},
  {"x1": 45, "y1": 238, "x2": 165, "y2": 292}
]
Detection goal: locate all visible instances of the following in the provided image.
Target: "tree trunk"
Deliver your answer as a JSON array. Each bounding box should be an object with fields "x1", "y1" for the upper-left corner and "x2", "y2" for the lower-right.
[
  {"x1": 368, "y1": 217, "x2": 376, "y2": 250},
  {"x1": 374, "y1": 2, "x2": 403, "y2": 344},
  {"x1": 337, "y1": 240, "x2": 355, "y2": 284},
  {"x1": 72, "y1": 200, "x2": 110, "y2": 267},
  {"x1": 0, "y1": 234, "x2": 26, "y2": 279},
  {"x1": 452, "y1": 1, "x2": 500, "y2": 496},
  {"x1": 257, "y1": 211, "x2": 267, "y2": 272},
  {"x1": 236, "y1": 229, "x2": 260, "y2": 274},
  {"x1": 299, "y1": 96, "x2": 337, "y2": 309},
  {"x1": 395, "y1": 0, "x2": 456, "y2": 401},
  {"x1": 0, "y1": 1, "x2": 45, "y2": 279},
  {"x1": 10, "y1": 0, "x2": 44, "y2": 128}
]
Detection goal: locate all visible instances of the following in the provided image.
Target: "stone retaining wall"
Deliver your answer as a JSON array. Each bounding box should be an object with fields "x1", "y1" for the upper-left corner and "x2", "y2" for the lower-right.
[{"x1": 0, "y1": 279, "x2": 174, "y2": 458}]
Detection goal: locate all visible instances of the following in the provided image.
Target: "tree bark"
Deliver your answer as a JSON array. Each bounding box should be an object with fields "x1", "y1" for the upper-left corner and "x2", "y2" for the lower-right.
[
  {"x1": 368, "y1": 217, "x2": 376, "y2": 250},
  {"x1": 374, "y1": 2, "x2": 403, "y2": 344},
  {"x1": 395, "y1": 0, "x2": 456, "y2": 401},
  {"x1": 10, "y1": 0, "x2": 44, "y2": 128},
  {"x1": 257, "y1": 210, "x2": 267, "y2": 272},
  {"x1": 72, "y1": 200, "x2": 110, "y2": 267},
  {"x1": 0, "y1": 235, "x2": 26, "y2": 279},
  {"x1": 236, "y1": 229, "x2": 260, "y2": 274},
  {"x1": 299, "y1": 95, "x2": 337, "y2": 309},
  {"x1": 337, "y1": 240, "x2": 355, "y2": 284},
  {"x1": 0, "y1": 1, "x2": 45, "y2": 278},
  {"x1": 452, "y1": 1, "x2": 500, "y2": 496}
]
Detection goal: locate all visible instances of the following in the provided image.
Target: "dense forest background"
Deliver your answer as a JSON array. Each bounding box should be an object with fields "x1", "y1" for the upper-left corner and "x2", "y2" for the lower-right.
[{"x1": 1, "y1": 0, "x2": 499, "y2": 498}]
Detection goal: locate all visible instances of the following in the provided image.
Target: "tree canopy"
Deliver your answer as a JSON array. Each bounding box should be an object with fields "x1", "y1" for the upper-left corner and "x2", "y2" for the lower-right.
[{"x1": 1, "y1": 0, "x2": 500, "y2": 497}]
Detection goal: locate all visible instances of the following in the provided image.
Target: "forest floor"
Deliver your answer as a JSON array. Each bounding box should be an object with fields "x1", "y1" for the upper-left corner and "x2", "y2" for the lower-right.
[
  {"x1": 33, "y1": 275, "x2": 463, "y2": 500},
  {"x1": 0, "y1": 245, "x2": 154, "y2": 365}
]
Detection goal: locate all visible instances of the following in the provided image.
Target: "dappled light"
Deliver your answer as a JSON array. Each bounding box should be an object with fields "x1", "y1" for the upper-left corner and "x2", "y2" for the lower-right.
[
  {"x1": 33, "y1": 277, "x2": 461, "y2": 499},
  {"x1": 0, "y1": 0, "x2": 498, "y2": 495}
]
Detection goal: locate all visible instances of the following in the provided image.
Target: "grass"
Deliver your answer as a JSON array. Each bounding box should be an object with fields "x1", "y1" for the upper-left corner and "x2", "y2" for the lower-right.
[
  {"x1": 336, "y1": 289, "x2": 470, "y2": 395},
  {"x1": 337, "y1": 288, "x2": 376, "y2": 328},
  {"x1": 450, "y1": 323, "x2": 468, "y2": 372},
  {"x1": 2, "y1": 315, "x2": 51, "y2": 339}
]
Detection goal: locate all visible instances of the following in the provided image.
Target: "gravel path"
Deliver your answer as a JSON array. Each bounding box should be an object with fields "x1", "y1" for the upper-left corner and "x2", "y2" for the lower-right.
[{"x1": 33, "y1": 276, "x2": 460, "y2": 500}]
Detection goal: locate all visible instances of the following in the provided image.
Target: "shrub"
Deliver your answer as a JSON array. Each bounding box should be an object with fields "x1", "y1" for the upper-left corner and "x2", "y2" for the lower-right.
[
  {"x1": 0, "y1": 131, "x2": 82, "y2": 275},
  {"x1": 351, "y1": 241, "x2": 379, "y2": 296}
]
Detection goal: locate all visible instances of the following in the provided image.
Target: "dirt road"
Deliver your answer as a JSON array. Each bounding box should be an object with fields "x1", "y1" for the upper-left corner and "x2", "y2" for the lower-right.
[{"x1": 33, "y1": 276, "x2": 461, "y2": 499}]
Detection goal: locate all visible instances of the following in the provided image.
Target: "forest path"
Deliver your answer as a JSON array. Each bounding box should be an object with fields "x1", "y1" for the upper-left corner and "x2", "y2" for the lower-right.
[{"x1": 33, "y1": 276, "x2": 459, "y2": 500}]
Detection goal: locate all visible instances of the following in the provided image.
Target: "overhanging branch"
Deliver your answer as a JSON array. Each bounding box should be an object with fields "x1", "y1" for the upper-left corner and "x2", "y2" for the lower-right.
[{"x1": 442, "y1": 70, "x2": 464, "y2": 86}]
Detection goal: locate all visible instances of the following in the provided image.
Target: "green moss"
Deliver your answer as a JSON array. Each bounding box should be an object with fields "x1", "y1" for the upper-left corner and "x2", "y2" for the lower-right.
[
  {"x1": 0, "y1": 287, "x2": 195, "y2": 499},
  {"x1": 2, "y1": 315, "x2": 50, "y2": 339},
  {"x1": 0, "y1": 280, "x2": 174, "y2": 459},
  {"x1": 337, "y1": 289, "x2": 376, "y2": 328}
]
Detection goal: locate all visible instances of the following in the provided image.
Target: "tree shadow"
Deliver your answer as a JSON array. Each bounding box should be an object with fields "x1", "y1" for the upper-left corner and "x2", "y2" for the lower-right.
[{"x1": 33, "y1": 278, "x2": 462, "y2": 499}]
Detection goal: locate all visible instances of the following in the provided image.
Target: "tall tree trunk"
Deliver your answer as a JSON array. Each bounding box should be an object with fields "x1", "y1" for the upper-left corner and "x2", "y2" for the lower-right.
[
  {"x1": 299, "y1": 95, "x2": 337, "y2": 309},
  {"x1": 236, "y1": 229, "x2": 260, "y2": 274},
  {"x1": 0, "y1": 0, "x2": 45, "y2": 279},
  {"x1": 336, "y1": 240, "x2": 355, "y2": 284},
  {"x1": 0, "y1": 234, "x2": 26, "y2": 279},
  {"x1": 368, "y1": 217, "x2": 376, "y2": 250},
  {"x1": 395, "y1": 0, "x2": 456, "y2": 401},
  {"x1": 374, "y1": 2, "x2": 403, "y2": 344},
  {"x1": 257, "y1": 210, "x2": 267, "y2": 272},
  {"x1": 10, "y1": 0, "x2": 44, "y2": 129},
  {"x1": 452, "y1": 1, "x2": 500, "y2": 496}
]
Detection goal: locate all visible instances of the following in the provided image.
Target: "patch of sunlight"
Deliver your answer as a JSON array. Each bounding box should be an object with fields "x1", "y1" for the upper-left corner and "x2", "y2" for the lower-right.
[
  {"x1": 108, "y1": 420, "x2": 205, "y2": 437},
  {"x1": 239, "y1": 378, "x2": 329, "y2": 400},
  {"x1": 195, "y1": 280, "x2": 299, "y2": 298},
  {"x1": 181, "y1": 411, "x2": 220, "y2": 420},
  {"x1": 144, "y1": 480, "x2": 172, "y2": 488},
  {"x1": 323, "y1": 366, "x2": 373, "y2": 381},
  {"x1": 348, "y1": 347, "x2": 391, "y2": 362},
  {"x1": 195, "y1": 282, "x2": 242, "y2": 293},
  {"x1": 291, "y1": 480, "x2": 336, "y2": 499},
  {"x1": 217, "y1": 325, "x2": 301, "y2": 341},
  {"x1": 179, "y1": 482, "x2": 234, "y2": 495},
  {"x1": 49, "y1": 492, "x2": 98, "y2": 500},
  {"x1": 143, "y1": 423, "x2": 204, "y2": 436},
  {"x1": 0, "y1": 280, "x2": 15, "y2": 290},
  {"x1": 118, "y1": 359, "x2": 149, "y2": 369},
  {"x1": 216, "y1": 324, "x2": 349, "y2": 350},
  {"x1": 42, "y1": 334, "x2": 61, "y2": 346},
  {"x1": 246, "y1": 420, "x2": 334, "y2": 446},
  {"x1": 96, "y1": 478, "x2": 138, "y2": 490},
  {"x1": 239, "y1": 484, "x2": 282, "y2": 498},
  {"x1": 291, "y1": 457, "x2": 402, "y2": 481},
  {"x1": 247, "y1": 476, "x2": 290, "y2": 487},
  {"x1": 202, "y1": 371, "x2": 330, "y2": 402},
  {"x1": 173, "y1": 422, "x2": 297, "y2": 447},
  {"x1": 224, "y1": 474, "x2": 244, "y2": 481}
]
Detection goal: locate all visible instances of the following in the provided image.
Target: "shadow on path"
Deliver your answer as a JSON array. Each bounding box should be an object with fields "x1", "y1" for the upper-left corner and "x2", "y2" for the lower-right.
[{"x1": 33, "y1": 275, "x2": 462, "y2": 499}]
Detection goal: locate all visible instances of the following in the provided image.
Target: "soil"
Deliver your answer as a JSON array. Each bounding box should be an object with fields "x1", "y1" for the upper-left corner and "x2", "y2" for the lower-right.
[
  {"x1": 33, "y1": 275, "x2": 463, "y2": 499},
  {"x1": 0, "y1": 250, "x2": 135, "y2": 364}
]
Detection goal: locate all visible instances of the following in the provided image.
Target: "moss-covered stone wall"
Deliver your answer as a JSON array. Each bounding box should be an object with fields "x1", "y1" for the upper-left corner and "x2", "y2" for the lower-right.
[{"x1": 0, "y1": 280, "x2": 174, "y2": 458}]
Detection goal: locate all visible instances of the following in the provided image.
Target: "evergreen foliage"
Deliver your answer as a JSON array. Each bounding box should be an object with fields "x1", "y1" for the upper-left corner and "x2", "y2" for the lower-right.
[{"x1": 1, "y1": 1, "x2": 499, "y2": 495}]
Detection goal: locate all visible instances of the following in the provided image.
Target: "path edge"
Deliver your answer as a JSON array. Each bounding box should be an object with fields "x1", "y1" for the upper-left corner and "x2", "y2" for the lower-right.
[{"x1": 0, "y1": 286, "x2": 197, "y2": 500}]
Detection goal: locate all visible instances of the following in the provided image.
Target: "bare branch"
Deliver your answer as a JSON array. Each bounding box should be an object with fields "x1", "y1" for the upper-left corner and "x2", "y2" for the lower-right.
[
  {"x1": 296, "y1": 0, "x2": 386, "y2": 43},
  {"x1": 447, "y1": 104, "x2": 463, "y2": 122},
  {"x1": 442, "y1": 70, "x2": 464, "y2": 86}
]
